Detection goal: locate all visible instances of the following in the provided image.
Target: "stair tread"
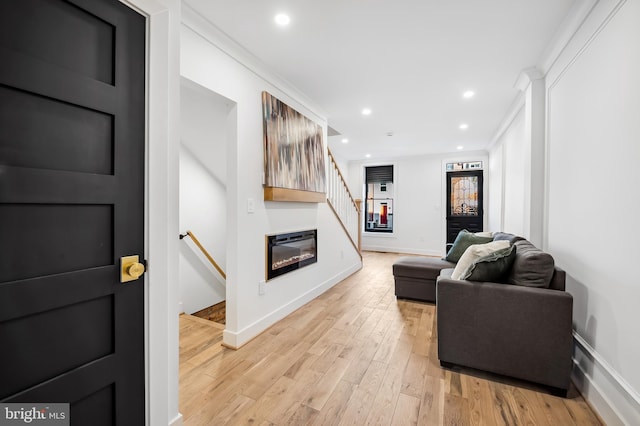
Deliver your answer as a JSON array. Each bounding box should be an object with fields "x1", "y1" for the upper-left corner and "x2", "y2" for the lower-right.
[{"x1": 181, "y1": 313, "x2": 225, "y2": 330}]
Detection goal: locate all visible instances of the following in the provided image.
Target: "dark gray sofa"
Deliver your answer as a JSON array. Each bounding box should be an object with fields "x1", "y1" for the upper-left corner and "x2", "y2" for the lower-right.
[
  {"x1": 392, "y1": 230, "x2": 495, "y2": 303},
  {"x1": 392, "y1": 257, "x2": 455, "y2": 302},
  {"x1": 436, "y1": 235, "x2": 574, "y2": 396}
]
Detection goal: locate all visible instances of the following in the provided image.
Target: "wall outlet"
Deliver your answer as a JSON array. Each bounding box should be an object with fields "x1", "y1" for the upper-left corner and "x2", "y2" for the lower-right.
[
  {"x1": 247, "y1": 198, "x2": 255, "y2": 214},
  {"x1": 258, "y1": 280, "x2": 266, "y2": 295}
]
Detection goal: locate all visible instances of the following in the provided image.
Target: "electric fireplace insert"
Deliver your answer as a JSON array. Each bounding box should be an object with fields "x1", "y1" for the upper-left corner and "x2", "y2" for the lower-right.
[{"x1": 266, "y1": 229, "x2": 317, "y2": 280}]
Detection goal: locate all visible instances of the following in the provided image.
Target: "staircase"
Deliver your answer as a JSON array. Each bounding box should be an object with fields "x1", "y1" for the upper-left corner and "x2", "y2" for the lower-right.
[
  {"x1": 192, "y1": 300, "x2": 226, "y2": 325},
  {"x1": 327, "y1": 149, "x2": 362, "y2": 259},
  {"x1": 180, "y1": 230, "x2": 227, "y2": 326}
]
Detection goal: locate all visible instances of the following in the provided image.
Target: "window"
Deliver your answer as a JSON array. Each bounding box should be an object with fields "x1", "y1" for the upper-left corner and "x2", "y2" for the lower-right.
[{"x1": 364, "y1": 165, "x2": 394, "y2": 233}]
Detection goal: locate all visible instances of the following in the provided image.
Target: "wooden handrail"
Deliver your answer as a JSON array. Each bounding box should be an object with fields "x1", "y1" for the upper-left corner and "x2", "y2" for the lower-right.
[
  {"x1": 328, "y1": 149, "x2": 359, "y2": 212},
  {"x1": 327, "y1": 200, "x2": 362, "y2": 259},
  {"x1": 179, "y1": 230, "x2": 226, "y2": 280}
]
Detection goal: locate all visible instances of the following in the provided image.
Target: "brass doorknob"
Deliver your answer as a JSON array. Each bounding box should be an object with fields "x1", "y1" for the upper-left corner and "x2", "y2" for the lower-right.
[
  {"x1": 127, "y1": 262, "x2": 145, "y2": 279},
  {"x1": 121, "y1": 255, "x2": 146, "y2": 283}
]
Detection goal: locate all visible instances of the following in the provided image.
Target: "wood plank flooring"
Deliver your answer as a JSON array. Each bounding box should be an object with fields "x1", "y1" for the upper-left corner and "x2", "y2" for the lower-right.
[{"x1": 179, "y1": 251, "x2": 603, "y2": 425}]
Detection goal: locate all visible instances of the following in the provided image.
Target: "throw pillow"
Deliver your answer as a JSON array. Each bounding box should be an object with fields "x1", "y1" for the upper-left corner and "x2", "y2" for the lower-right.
[
  {"x1": 451, "y1": 240, "x2": 510, "y2": 280},
  {"x1": 444, "y1": 230, "x2": 493, "y2": 263},
  {"x1": 492, "y1": 232, "x2": 525, "y2": 244},
  {"x1": 461, "y1": 243, "x2": 516, "y2": 281},
  {"x1": 507, "y1": 240, "x2": 555, "y2": 288},
  {"x1": 474, "y1": 231, "x2": 494, "y2": 238}
]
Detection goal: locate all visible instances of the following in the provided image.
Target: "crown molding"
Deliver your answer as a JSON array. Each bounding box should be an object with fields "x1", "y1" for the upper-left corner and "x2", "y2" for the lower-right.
[
  {"x1": 538, "y1": 0, "x2": 599, "y2": 75},
  {"x1": 181, "y1": 1, "x2": 328, "y2": 122}
]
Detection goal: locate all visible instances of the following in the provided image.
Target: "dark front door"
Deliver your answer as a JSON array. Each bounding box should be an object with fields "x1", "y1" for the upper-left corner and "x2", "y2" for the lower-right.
[
  {"x1": 0, "y1": 0, "x2": 146, "y2": 424},
  {"x1": 446, "y1": 170, "x2": 484, "y2": 246}
]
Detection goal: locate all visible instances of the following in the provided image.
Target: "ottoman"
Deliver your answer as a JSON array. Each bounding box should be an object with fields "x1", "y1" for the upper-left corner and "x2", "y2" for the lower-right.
[{"x1": 392, "y1": 256, "x2": 455, "y2": 302}]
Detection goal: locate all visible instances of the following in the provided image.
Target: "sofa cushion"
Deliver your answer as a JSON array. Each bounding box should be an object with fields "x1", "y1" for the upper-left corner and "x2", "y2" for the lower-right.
[
  {"x1": 439, "y1": 268, "x2": 454, "y2": 279},
  {"x1": 507, "y1": 240, "x2": 555, "y2": 288},
  {"x1": 462, "y1": 243, "x2": 516, "y2": 282},
  {"x1": 393, "y1": 256, "x2": 455, "y2": 280},
  {"x1": 451, "y1": 240, "x2": 510, "y2": 280},
  {"x1": 444, "y1": 230, "x2": 493, "y2": 263}
]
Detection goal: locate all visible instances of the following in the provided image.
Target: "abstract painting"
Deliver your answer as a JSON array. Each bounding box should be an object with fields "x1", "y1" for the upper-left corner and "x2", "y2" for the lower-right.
[{"x1": 262, "y1": 91, "x2": 326, "y2": 202}]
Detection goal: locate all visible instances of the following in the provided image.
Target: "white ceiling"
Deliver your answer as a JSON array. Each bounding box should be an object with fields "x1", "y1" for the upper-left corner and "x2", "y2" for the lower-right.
[{"x1": 185, "y1": 0, "x2": 577, "y2": 161}]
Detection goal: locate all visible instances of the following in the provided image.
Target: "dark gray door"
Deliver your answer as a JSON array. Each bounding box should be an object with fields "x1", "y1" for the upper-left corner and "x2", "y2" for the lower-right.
[
  {"x1": 446, "y1": 170, "x2": 484, "y2": 246},
  {"x1": 0, "y1": 0, "x2": 146, "y2": 424}
]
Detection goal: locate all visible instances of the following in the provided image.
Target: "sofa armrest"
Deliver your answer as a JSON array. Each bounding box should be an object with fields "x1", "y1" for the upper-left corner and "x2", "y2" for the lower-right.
[{"x1": 436, "y1": 277, "x2": 573, "y2": 390}]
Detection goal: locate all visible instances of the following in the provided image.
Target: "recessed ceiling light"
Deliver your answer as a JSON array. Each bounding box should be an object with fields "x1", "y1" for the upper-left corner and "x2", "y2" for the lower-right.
[
  {"x1": 457, "y1": 146, "x2": 464, "y2": 150},
  {"x1": 459, "y1": 123, "x2": 469, "y2": 130},
  {"x1": 365, "y1": 154, "x2": 371, "y2": 158},
  {"x1": 274, "y1": 13, "x2": 290, "y2": 26},
  {"x1": 362, "y1": 108, "x2": 372, "y2": 116},
  {"x1": 341, "y1": 138, "x2": 349, "y2": 144},
  {"x1": 463, "y1": 90, "x2": 475, "y2": 99}
]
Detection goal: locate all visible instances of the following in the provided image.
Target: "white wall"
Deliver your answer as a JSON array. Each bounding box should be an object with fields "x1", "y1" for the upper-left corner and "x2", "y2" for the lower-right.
[
  {"x1": 348, "y1": 151, "x2": 488, "y2": 256},
  {"x1": 180, "y1": 6, "x2": 361, "y2": 348},
  {"x1": 544, "y1": 0, "x2": 640, "y2": 423},
  {"x1": 487, "y1": 143, "x2": 503, "y2": 232},
  {"x1": 496, "y1": 106, "x2": 526, "y2": 236},
  {"x1": 329, "y1": 149, "x2": 350, "y2": 180},
  {"x1": 488, "y1": 1, "x2": 640, "y2": 423},
  {"x1": 179, "y1": 79, "x2": 230, "y2": 314}
]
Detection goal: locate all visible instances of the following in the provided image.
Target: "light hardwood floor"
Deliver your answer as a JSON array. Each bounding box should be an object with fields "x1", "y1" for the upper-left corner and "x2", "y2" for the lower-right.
[{"x1": 179, "y1": 251, "x2": 603, "y2": 425}]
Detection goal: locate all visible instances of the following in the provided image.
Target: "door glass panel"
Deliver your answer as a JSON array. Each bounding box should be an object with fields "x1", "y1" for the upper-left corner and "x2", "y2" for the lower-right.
[
  {"x1": 365, "y1": 188, "x2": 393, "y2": 231},
  {"x1": 450, "y1": 176, "x2": 479, "y2": 216}
]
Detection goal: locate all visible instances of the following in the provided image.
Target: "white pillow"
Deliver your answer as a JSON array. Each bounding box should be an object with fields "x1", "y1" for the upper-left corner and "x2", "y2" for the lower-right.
[{"x1": 451, "y1": 240, "x2": 510, "y2": 280}]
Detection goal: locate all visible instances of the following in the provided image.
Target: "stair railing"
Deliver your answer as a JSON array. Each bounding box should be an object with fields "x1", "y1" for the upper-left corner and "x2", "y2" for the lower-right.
[
  {"x1": 327, "y1": 149, "x2": 362, "y2": 258},
  {"x1": 179, "y1": 230, "x2": 226, "y2": 280}
]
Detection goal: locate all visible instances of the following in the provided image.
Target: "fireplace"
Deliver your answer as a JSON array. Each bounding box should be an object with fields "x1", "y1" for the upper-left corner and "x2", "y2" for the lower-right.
[{"x1": 266, "y1": 229, "x2": 317, "y2": 280}]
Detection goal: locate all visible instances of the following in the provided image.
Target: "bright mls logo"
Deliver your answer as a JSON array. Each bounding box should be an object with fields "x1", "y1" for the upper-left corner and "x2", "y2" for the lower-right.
[{"x1": 0, "y1": 404, "x2": 69, "y2": 426}]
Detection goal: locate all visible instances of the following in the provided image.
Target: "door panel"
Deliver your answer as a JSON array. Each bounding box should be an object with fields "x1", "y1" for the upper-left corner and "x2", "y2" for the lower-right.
[
  {"x1": 1, "y1": 295, "x2": 115, "y2": 397},
  {"x1": 0, "y1": 0, "x2": 115, "y2": 84},
  {"x1": 0, "y1": 85, "x2": 114, "y2": 174},
  {"x1": 0, "y1": 0, "x2": 145, "y2": 424},
  {"x1": 72, "y1": 385, "x2": 115, "y2": 426},
  {"x1": 0, "y1": 204, "x2": 113, "y2": 282}
]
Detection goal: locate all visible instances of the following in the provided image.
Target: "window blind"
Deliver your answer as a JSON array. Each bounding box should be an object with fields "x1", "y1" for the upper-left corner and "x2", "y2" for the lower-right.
[{"x1": 365, "y1": 165, "x2": 393, "y2": 183}]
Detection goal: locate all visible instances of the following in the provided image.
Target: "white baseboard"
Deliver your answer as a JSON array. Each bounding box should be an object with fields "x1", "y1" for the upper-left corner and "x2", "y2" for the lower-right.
[
  {"x1": 222, "y1": 262, "x2": 362, "y2": 348},
  {"x1": 168, "y1": 413, "x2": 183, "y2": 426},
  {"x1": 361, "y1": 245, "x2": 441, "y2": 257},
  {"x1": 572, "y1": 332, "x2": 640, "y2": 426}
]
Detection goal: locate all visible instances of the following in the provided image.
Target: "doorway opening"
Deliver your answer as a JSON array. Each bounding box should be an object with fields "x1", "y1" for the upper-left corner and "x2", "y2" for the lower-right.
[
  {"x1": 178, "y1": 77, "x2": 235, "y2": 328},
  {"x1": 446, "y1": 169, "x2": 484, "y2": 250}
]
